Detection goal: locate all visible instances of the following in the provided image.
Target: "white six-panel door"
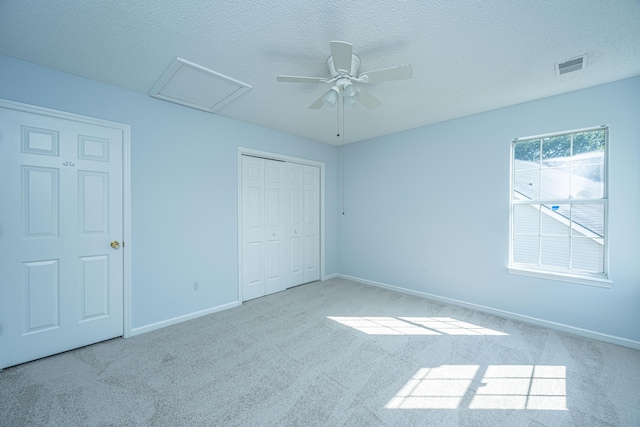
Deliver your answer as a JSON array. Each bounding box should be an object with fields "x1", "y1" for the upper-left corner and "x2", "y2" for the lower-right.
[
  {"x1": 241, "y1": 155, "x2": 320, "y2": 301},
  {"x1": 0, "y1": 105, "x2": 125, "y2": 369}
]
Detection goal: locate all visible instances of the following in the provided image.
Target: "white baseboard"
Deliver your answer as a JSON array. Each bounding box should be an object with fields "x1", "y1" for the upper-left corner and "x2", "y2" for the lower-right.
[
  {"x1": 323, "y1": 273, "x2": 339, "y2": 281},
  {"x1": 129, "y1": 301, "x2": 241, "y2": 337},
  {"x1": 337, "y1": 274, "x2": 640, "y2": 351}
]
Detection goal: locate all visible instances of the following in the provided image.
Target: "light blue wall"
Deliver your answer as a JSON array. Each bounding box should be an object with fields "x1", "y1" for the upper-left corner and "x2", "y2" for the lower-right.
[
  {"x1": 338, "y1": 76, "x2": 640, "y2": 343},
  {"x1": 0, "y1": 54, "x2": 339, "y2": 330},
  {"x1": 3, "y1": 53, "x2": 639, "y2": 344}
]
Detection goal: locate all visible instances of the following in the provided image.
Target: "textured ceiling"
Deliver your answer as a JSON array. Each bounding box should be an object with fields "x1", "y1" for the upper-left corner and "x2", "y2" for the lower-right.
[{"x1": 1, "y1": 1, "x2": 639, "y2": 145}]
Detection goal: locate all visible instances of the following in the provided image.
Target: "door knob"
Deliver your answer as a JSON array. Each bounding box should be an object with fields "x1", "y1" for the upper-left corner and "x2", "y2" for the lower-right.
[{"x1": 111, "y1": 241, "x2": 120, "y2": 249}]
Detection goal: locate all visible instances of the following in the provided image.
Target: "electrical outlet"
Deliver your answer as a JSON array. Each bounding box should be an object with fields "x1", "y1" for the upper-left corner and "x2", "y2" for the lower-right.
[{"x1": 194, "y1": 282, "x2": 199, "y2": 291}]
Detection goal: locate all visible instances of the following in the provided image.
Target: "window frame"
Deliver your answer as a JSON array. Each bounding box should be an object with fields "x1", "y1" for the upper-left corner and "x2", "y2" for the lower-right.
[{"x1": 508, "y1": 125, "x2": 612, "y2": 288}]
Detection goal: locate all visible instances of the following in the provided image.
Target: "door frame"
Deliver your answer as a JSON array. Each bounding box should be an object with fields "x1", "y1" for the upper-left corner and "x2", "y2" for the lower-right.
[
  {"x1": 237, "y1": 147, "x2": 325, "y2": 303},
  {"x1": 0, "y1": 99, "x2": 133, "y2": 340}
]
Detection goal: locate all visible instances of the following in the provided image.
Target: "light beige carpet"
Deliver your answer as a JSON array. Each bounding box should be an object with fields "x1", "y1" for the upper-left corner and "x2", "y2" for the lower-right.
[{"x1": 1, "y1": 278, "x2": 639, "y2": 426}]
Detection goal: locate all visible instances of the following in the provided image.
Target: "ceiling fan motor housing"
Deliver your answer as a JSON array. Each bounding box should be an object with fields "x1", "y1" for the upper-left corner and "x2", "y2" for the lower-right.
[{"x1": 327, "y1": 54, "x2": 361, "y2": 78}]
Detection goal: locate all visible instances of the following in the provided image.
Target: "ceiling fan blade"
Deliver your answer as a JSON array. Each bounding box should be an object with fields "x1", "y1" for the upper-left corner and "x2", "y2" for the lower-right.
[
  {"x1": 356, "y1": 88, "x2": 382, "y2": 109},
  {"x1": 359, "y1": 64, "x2": 413, "y2": 83},
  {"x1": 277, "y1": 75, "x2": 327, "y2": 83},
  {"x1": 308, "y1": 93, "x2": 326, "y2": 109},
  {"x1": 330, "y1": 41, "x2": 353, "y2": 74}
]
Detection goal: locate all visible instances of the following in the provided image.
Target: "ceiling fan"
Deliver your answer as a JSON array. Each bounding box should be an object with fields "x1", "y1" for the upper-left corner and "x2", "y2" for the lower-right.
[{"x1": 277, "y1": 41, "x2": 413, "y2": 110}]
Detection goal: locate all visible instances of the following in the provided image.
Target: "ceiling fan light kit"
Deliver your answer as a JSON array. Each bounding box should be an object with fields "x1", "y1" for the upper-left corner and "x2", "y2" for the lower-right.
[
  {"x1": 323, "y1": 86, "x2": 339, "y2": 106},
  {"x1": 342, "y1": 81, "x2": 357, "y2": 98}
]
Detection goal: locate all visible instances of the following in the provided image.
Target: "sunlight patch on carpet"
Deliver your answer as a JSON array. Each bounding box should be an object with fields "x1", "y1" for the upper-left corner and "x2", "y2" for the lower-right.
[
  {"x1": 327, "y1": 316, "x2": 508, "y2": 336},
  {"x1": 386, "y1": 365, "x2": 567, "y2": 410}
]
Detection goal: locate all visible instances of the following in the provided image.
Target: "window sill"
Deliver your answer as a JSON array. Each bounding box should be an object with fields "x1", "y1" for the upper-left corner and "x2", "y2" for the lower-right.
[{"x1": 508, "y1": 266, "x2": 612, "y2": 288}]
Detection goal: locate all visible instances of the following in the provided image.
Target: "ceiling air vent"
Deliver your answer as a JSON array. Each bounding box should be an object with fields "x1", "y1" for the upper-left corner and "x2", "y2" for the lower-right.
[
  {"x1": 150, "y1": 57, "x2": 251, "y2": 113},
  {"x1": 556, "y1": 54, "x2": 587, "y2": 76}
]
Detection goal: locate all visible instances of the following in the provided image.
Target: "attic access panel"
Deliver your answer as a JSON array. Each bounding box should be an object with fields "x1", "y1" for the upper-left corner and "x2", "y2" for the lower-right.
[{"x1": 149, "y1": 57, "x2": 251, "y2": 113}]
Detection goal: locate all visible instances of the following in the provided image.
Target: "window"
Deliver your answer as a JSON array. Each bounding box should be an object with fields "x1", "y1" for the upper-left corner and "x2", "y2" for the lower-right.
[{"x1": 509, "y1": 126, "x2": 610, "y2": 286}]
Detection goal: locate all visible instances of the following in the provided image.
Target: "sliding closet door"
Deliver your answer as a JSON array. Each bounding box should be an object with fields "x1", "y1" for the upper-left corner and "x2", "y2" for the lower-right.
[
  {"x1": 303, "y1": 166, "x2": 320, "y2": 283},
  {"x1": 264, "y1": 160, "x2": 287, "y2": 295},
  {"x1": 241, "y1": 155, "x2": 266, "y2": 301},
  {"x1": 287, "y1": 163, "x2": 320, "y2": 286},
  {"x1": 287, "y1": 163, "x2": 304, "y2": 287},
  {"x1": 241, "y1": 156, "x2": 287, "y2": 301},
  {"x1": 241, "y1": 155, "x2": 320, "y2": 301}
]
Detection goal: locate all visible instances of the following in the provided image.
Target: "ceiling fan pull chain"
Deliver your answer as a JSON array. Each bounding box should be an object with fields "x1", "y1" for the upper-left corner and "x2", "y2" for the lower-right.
[
  {"x1": 337, "y1": 96, "x2": 340, "y2": 137},
  {"x1": 342, "y1": 95, "x2": 346, "y2": 215}
]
